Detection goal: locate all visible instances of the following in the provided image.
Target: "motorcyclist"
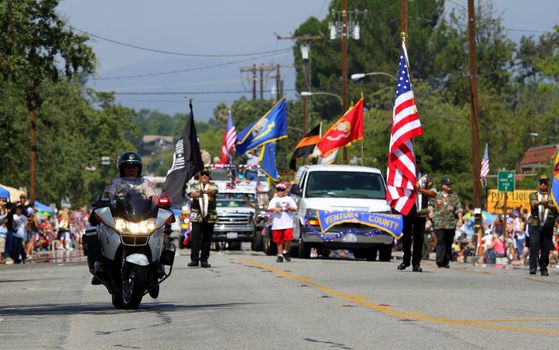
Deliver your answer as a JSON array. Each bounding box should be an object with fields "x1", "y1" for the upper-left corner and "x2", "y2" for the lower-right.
[
  {"x1": 104, "y1": 151, "x2": 159, "y2": 201},
  {"x1": 89, "y1": 151, "x2": 171, "y2": 285}
]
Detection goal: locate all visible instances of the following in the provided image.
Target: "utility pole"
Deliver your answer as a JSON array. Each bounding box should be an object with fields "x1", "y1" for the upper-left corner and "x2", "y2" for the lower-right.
[
  {"x1": 275, "y1": 64, "x2": 281, "y2": 102},
  {"x1": 329, "y1": 2, "x2": 367, "y2": 163},
  {"x1": 341, "y1": 0, "x2": 349, "y2": 163},
  {"x1": 241, "y1": 64, "x2": 276, "y2": 100},
  {"x1": 251, "y1": 64, "x2": 256, "y2": 100},
  {"x1": 468, "y1": 0, "x2": 483, "y2": 251},
  {"x1": 276, "y1": 33, "x2": 322, "y2": 134},
  {"x1": 260, "y1": 65, "x2": 264, "y2": 100}
]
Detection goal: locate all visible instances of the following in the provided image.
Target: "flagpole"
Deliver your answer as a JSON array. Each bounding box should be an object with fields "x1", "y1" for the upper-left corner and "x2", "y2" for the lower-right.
[{"x1": 361, "y1": 90, "x2": 365, "y2": 166}]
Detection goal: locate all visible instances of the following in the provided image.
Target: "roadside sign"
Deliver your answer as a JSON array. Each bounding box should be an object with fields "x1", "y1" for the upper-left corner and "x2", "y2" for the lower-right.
[{"x1": 497, "y1": 171, "x2": 515, "y2": 193}]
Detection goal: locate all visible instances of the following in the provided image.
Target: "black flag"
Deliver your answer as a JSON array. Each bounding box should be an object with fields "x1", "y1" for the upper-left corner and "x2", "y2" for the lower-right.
[
  {"x1": 163, "y1": 100, "x2": 204, "y2": 205},
  {"x1": 289, "y1": 124, "x2": 321, "y2": 170}
]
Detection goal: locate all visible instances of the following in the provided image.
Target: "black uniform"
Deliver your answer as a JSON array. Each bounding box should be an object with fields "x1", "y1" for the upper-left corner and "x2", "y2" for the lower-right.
[
  {"x1": 398, "y1": 171, "x2": 433, "y2": 271},
  {"x1": 528, "y1": 186, "x2": 557, "y2": 275},
  {"x1": 188, "y1": 181, "x2": 218, "y2": 267}
]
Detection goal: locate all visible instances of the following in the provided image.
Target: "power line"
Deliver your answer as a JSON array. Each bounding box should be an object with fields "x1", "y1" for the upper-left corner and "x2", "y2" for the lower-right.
[
  {"x1": 72, "y1": 27, "x2": 293, "y2": 58},
  {"x1": 111, "y1": 88, "x2": 296, "y2": 96},
  {"x1": 94, "y1": 52, "x2": 287, "y2": 80}
]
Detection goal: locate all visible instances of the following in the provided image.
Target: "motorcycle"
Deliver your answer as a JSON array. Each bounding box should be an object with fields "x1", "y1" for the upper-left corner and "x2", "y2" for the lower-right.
[{"x1": 84, "y1": 189, "x2": 176, "y2": 309}]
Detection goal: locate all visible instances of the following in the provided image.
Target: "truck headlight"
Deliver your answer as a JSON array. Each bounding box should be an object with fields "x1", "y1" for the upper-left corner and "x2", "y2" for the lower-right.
[
  {"x1": 114, "y1": 218, "x2": 156, "y2": 235},
  {"x1": 304, "y1": 209, "x2": 320, "y2": 226}
]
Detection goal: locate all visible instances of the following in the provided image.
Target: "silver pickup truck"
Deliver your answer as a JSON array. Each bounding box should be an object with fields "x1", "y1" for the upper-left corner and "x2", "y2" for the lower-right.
[{"x1": 212, "y1": 191, "x2": 256, "y2": 250}]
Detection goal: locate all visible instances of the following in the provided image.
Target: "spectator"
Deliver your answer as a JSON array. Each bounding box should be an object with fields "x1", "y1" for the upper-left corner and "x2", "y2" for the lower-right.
[
  {"x1": 11, "y1": 205, "x2": 28, "y2": 263},
  {"x1": 0, "y1": 198, "x2": 8, "y2": 263},
  {"x1": 25, "y1": 209, "x2": 39, "y2": 257},
  {"x1": 34, "y1": 222, "x2": 51, "y2": 252}
]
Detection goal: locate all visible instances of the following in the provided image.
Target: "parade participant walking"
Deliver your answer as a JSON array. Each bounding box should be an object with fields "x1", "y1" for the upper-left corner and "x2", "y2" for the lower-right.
[
  {"x1": 429, "y1": 177, "x2": 463, "y2": 268},
  {"x1": 527, "y1": 175, "x2": 557, "y2": 276},
  {"x1": 187, "y1": 169, "x2": 218, "y2": 268},
  {"x1": 267, "y1": 183, "x2": 297, "y2": 262},
  {"x1": 397, "y1": 156, "x2": 435, "y2": 272}
]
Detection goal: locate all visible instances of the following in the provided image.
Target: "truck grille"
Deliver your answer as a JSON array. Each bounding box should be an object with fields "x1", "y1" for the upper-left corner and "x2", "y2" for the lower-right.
[{"x1": 216, "y1": 215, "x2": 252, "y2": 226}]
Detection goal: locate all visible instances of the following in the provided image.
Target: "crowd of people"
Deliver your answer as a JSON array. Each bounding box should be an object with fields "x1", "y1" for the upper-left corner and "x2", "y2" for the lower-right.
[{"x1": 0, "y1": 194, "x2": 88, "y2": 265}]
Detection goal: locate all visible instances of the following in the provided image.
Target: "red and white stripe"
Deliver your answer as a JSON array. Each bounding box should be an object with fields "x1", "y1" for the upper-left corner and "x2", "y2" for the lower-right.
[
  {"x1": 480, "y1": 143, "x2": 489, "y2": 180},
  {"x1": 386, "y1": 44, "x2": 423, "y2": 215},
  {"x1": 220, "y1": 112, "x2": 237, "y2": 164}
]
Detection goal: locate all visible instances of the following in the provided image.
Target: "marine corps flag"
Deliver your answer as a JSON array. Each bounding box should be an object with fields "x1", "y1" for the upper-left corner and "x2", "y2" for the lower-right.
[
  {"x1": 289, "y1": 123, "x2": 321, "y2": 170},
  {"x1": 235, "y1": 97, "x2": 288, "y2": 157},
  {"x1": 163, "y1": 100, "x2": 204, "y2": 205},
  {"x1": 316, "y1": 98, "x2": 364, "y2": 156}
]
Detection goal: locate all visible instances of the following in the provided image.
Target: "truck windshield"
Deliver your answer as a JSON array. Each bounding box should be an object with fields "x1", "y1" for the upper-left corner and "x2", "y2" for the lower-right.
[{"x1": 305, "y1": 171, "x2": 386, "y2": 199}]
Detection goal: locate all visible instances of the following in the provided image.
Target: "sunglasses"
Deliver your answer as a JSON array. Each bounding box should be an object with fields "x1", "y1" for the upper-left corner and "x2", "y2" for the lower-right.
[{"x1": 276, "y1": 188, "x2": 286, "y2": 191}]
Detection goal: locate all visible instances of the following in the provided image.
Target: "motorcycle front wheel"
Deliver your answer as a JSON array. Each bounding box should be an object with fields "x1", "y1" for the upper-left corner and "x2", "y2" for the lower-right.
[{"x1": 113, "y1": 264, "x2": 147, "y2": 309}]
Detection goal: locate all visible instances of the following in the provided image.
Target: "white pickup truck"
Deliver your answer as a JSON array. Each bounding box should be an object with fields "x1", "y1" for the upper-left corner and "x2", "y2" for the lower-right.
[{"x1": 290, "y1": 165, "x2": 394, "y2": 261}]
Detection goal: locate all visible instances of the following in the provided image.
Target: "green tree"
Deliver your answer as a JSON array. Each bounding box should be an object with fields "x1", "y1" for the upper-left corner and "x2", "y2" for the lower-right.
[{"x1": 0, "y1": 0, "x2": 96, "y2": 201}]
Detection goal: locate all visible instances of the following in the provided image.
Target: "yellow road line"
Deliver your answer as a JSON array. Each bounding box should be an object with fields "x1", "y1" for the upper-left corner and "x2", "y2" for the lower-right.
[{"x1": 240, "y1": 258, "x2": 559, "y2": 335}]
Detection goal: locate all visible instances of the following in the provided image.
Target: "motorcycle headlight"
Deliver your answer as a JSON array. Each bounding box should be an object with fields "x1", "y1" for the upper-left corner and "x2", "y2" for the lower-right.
[{"x1": 114, "y1": 218, "x2": 156, "y2": 235}]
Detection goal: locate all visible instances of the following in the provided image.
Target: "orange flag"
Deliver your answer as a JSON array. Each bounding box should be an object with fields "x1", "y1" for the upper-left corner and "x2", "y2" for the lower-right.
[{"x1": 317, "y1": 98, "x2": 364, "y2": 156}]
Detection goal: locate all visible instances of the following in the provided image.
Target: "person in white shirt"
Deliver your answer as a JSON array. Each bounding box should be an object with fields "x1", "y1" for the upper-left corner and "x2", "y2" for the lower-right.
[
  {"x1": 11, "y1": 206, "x2": 28, "y2": 263},
  {"x1": 267, "y1": 183, "x2": 297, "y2": 262}
]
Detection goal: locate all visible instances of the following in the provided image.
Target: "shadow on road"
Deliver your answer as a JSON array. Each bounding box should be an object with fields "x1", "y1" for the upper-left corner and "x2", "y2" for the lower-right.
[{"x1": 0, "y1": 301, "x2": 255, "y2": 317}]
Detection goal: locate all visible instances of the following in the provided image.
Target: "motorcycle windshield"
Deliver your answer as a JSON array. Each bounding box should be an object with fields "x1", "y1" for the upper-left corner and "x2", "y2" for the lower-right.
[{"x1": 112, "y1": 189, "x2": 156, "y2": 222}]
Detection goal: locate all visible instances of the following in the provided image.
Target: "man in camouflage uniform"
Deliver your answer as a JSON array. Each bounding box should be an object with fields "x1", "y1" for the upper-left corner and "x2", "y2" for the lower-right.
[
  {"x1": 527, "y1": 175, "x2": 557, "y2": 276},
  {"x1": 187, "y1": 169, "x2": 219, "y2": 268},
  {"x1": 428, "y1": 177, "x2": 463, "y2": 268},
  {"x1": 397, "y1": 156, "x2": 436, "y2": 272}
]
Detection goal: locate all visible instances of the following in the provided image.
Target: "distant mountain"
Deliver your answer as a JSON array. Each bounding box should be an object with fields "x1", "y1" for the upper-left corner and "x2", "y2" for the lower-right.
[{"x1": 88, "y1": 54, "x2": 296, "y2": 120}]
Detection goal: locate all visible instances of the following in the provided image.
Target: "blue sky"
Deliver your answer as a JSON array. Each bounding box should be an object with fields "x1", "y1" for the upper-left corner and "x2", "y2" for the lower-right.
[{"x1": 58, "y1": 0, "x2": 558, "y2": 120}]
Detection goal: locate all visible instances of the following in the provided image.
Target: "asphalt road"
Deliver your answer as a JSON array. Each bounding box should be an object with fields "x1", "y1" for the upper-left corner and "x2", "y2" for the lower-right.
[{"x1": 1, "y1": 248, "x2": 558, "y2": 350}]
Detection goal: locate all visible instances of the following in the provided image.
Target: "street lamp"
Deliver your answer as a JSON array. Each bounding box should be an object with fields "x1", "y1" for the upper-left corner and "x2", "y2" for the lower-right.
[
  {"x1": 300, "y1": 91, "x2": 343, "y2": 105},
  {"x1": 351, "y1": 72, "x2": 397, "y2": 82}
]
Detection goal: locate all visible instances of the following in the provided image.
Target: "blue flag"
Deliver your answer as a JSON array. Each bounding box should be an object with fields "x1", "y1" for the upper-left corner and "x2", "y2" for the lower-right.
[
  {"x1": 260, "y1": 142, "x2": 280, "y2": 180},
  {"x1": 236, "y1": 98, "x2": 287, "y2": 156},
  {"x1": 551, "y1": 150, "x2": 559, "y2": 208}
]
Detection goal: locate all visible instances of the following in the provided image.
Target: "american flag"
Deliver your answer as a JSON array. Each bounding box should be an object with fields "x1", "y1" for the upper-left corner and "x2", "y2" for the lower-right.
[
  {"x1": 386, "y1": 44, "x2": 424, "y2": 215},
  {"x1": 480, "y1": 143, "x2": 489, "y2": 183},
  {"x1": 220, "y1": 111, "x2": 237, "y2": 164}
]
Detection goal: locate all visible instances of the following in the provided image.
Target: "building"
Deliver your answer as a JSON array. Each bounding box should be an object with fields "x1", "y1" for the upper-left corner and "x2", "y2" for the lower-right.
[{"x1": 518, "y1": 144, "x2": 558, "y2": 173}]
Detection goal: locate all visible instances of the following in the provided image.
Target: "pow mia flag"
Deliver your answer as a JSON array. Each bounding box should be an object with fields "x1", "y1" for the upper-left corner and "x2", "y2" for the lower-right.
[{"x1": 163, "y1": 99, "x2": 204, "y2": 205}]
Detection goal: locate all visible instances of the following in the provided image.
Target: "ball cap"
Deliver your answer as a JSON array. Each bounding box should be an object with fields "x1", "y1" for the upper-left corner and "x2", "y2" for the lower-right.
[
  {"x1": 276, "y1": 183, "x2": 287, "y2": 190},
  {"x1": 539, "y1": 174, "x2": 550, "y2": 183},
  {"x1": 440, "y1": 177, "x2": 452, "y2": 185}
]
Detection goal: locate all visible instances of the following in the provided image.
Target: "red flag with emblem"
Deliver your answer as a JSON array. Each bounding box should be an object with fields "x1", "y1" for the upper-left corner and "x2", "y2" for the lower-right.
[{"x1": 316, "y1": 98, "x2": 364, "y2": 156}]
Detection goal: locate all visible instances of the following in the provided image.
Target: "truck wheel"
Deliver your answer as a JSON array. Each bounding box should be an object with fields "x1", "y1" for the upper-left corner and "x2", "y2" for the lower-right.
[
  {"x1": 378, "y1": 245, "x2": 392, "y2": 262},
  {"x1": 297, "y1": 240, "x2": 311, "y2": 259},
  {"x1": 263, "y1": 235, "x2": 276, "y2": 255},
  {"x1": 251, "y1": 231, "x2": 263, "y2": 251}
]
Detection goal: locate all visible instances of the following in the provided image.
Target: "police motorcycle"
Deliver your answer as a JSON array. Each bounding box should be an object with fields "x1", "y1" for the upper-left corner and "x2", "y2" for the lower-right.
[{"x1": 84, "y1": 188, "x2": 176, "y2": 309}]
